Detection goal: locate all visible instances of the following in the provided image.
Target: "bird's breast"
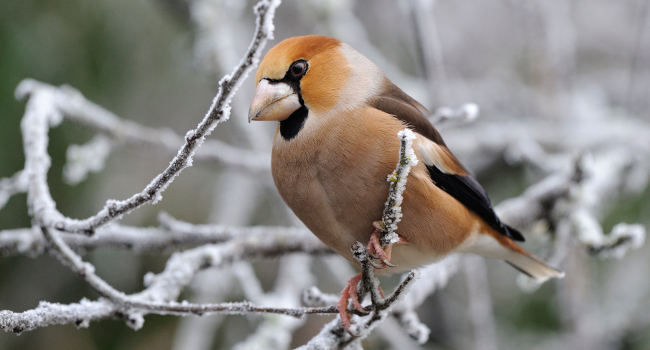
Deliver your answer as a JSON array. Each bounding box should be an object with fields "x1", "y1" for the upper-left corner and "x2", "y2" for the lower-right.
[
  {"x1": 270, "y1": 110, "x2": 399, "y2": 260},
  {"x1": 270, "y1": 107, "x2": 477, "y2": 270}
]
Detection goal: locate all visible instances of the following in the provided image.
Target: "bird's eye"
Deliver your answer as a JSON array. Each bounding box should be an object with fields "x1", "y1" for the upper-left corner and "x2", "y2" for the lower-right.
[{"x1": 289, "y1": 60, "x2": 308, "y2": 78}]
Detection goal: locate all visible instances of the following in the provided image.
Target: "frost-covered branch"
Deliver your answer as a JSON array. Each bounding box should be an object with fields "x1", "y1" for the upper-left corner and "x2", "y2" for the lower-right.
[
  {"x1": 298, "y1": 269, "x2": 416, "y2": 350},
  {"x1": 0, "y1": 299, "x2": 117, "y2": 334},
  {"x1": 233, "y1": 256, "x2": 315, "y2": 349},
  {"x1": 63, "y1": 135, "x2": 114, "y2": 185},
  {"x1": 1, "y1": 221, "x2": 334, "y2": 334},
  {"x1": 497, "y1": 151, "x2": 647, "y2": 264},
  {"x1": 0, "y1": 170, "x2": 27, "y2": 210},
  {"x1": 351, "y1": 255, "x2": 459, "y2": 345},
  {"x1": 0, "y1": 219, "x2": 322, "y2": 257},
  {"x1": 446, "y1": 117, "x2": 650, "y2": 175},
  {"x1": 463, "y1": 257, "x2": 498, "y2": 350},
  {"x1": 430, "y1": 103, "x2": 480, "y2": 126},
  {"x1": 379, "y1": 128, "x2": 419, "y2": 245},
  {"x1": 1, "y1": 0, "x2": 648, "y2": 347},
  {"x1": 24, "y1": 81, "x2": 269, "y2": 176},
  {"x1": 15, "y1": 0, "x2": 280, "y2": 235},
  {"x1": 1, "y1": 0, "x2": 352, "y2": 336}
]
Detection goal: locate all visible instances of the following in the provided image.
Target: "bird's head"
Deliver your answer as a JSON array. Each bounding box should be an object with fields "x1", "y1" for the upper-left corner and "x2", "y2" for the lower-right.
[{"x1": 248, "y1": 35, "x2": 383, "y2": 136}]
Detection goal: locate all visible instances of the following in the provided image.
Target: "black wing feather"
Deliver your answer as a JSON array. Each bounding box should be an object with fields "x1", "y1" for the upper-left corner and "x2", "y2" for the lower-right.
[
  {"x1": 426, "y1": 165, "x2": 525, "y2": 242},
  {"x1": 369, "y1": 78, "x2": 524, "y2": 242}
]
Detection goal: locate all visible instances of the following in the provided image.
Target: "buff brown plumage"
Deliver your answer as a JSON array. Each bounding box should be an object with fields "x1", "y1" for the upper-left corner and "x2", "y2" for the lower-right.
[{"x1": 248, "y1": 35, "x2": 563, "y2": 329}]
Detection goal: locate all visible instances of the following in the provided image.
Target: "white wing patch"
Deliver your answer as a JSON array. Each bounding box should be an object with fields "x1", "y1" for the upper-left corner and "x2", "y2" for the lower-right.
[{"x1": 415, "y1": 135, "x2": 463, "y2": 175}]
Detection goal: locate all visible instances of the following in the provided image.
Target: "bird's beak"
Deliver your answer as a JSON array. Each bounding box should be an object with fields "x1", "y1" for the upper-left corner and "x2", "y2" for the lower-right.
[{"x1": 248, "y1": 79, "x2": 301, "y2": 122}]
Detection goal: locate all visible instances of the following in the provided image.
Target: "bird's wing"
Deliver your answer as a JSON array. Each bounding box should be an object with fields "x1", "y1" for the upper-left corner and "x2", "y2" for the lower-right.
[
  {"x1": 418, "y1": 137, "x2": 524, "y2": 241},
  {"x1": 368, "y1": 79, "x2": 525, "y2": 242},
  {"x1": 367, "y1": 78, "x2": 446, "y2": 146}
]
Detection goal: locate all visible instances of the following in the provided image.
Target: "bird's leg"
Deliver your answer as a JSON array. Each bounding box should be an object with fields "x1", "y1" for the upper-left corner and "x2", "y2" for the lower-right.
[
  {"x1": 367, "y1": 231, "x2": 392, "y2": 265},
  {"x1": 367, "y1": 222, "x2": 398, "y2": 268},
  {"x1": 337, "y1": 273, "x2": 366, "y2": 330}
]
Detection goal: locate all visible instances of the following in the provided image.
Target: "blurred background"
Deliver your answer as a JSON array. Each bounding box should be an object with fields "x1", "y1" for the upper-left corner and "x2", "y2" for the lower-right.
[{"x1": 0, "y1": 0, "x2": 648, "y2": 349}]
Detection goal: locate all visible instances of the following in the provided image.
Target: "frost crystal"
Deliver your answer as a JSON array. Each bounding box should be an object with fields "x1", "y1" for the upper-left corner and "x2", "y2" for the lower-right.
[
  {"x1": 64, "y1": 135, "x2": 113, "y2": 185},
  {"x1": 380, "y1": 129, "x2": 418, "y2": 245}
]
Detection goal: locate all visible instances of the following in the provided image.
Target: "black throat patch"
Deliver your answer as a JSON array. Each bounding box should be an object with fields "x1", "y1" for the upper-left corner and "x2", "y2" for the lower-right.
[{"x1": 280, "y1": 105, "x2": 308, "y2": 140}]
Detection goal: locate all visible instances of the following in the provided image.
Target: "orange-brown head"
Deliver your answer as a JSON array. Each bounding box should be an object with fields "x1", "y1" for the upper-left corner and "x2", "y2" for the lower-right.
[{"x1": 248, "y1": 35, "x2": 384, "y2": 139}]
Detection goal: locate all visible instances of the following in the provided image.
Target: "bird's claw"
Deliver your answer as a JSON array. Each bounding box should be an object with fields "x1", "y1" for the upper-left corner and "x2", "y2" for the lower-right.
[
  {"x1": 338, "y1": 273, "x2": 366, "y2": 330},
  {"x1": 370, "y1": 259, "x2": 387, "y2": 269},
  {"x1": 338, "y1": 228, "x2": 403, "y2": 330},
  {"x1": 366, "y1": 229, "x2": 397, "y2": 269}
]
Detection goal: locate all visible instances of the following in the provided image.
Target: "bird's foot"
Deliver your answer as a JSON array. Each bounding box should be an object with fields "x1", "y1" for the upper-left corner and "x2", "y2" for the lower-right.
[
  {"x1": 337, "y1": 273, "x2": 367, "y2": 331},
  {"x1": 367, "y1": 228, "x2": 396, "y2": 268}
]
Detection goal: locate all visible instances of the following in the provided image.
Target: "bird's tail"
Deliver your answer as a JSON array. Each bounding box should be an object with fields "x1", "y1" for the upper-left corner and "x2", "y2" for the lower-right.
[
  {"x1": 504, "y1": 250, "x2": 564, "y2": 283},
  {"x1": 463, "y1": 231, "x2": 565, "y2": 283}
]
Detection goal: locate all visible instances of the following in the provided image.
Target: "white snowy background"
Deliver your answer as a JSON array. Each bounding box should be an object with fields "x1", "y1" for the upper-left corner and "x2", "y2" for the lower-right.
[{"x1": 0, "y1": 0, "x2": 648, "y2": 349}]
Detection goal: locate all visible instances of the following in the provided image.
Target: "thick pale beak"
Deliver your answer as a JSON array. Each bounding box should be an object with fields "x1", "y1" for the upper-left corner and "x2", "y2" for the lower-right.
[{"x1": 248, "y1": 79, "x2": 301, "y2": 122}]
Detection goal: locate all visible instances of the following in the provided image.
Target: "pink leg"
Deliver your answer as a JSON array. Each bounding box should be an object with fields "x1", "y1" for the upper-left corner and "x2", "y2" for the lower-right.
[
  {"x1": 348, "y1": 274, "x2": 364, "y2": 312},
  {"x1": 337, "y1": 282, "x2": 352, "y2": 329},
  {"x1": 367, "y1": 230, "x2": 391, "y2": 262},
  {"x1": 337, "y1": 273, "x2": 364, "y2": 330}
]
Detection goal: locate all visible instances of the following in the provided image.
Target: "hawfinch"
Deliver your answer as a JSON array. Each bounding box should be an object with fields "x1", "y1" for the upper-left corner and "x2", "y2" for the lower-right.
[{"x1": 248, "y1": 35, "x2": 563, "y2": 328}]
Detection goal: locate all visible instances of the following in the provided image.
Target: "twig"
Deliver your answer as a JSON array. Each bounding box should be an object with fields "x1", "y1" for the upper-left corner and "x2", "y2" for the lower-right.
[
  {"x1": 16, "y1": 0, "x2": 280, "y2": 235},
  {"x1": 379, "y1": 128, "x2": 419, "y2": 245},
  {"x1": 233, "y1": 255, "x2": 315, "y2": 349},
  {"x1": 0, "y1": 299, "x2": 337, "y2": 335},
  {"x1": 43, "y1": 81, "x2": 269, "y2": 172},
  {"x1": 298, "y1": 271, "x2": 416, "y2": 350},
  {"x1": 429, "y1": 103, "x2": 480, "y2": 126},
  {"x1": 409, "y1": 0, "x2": 449, "y2": 106},
  {"x1": 584, "y1": 223, "x2": 645, "y2": 258},
  {"x1": 0, "y1": 222, "x2": 326, "y2": 257},
  {"x1": 0, "y1": 170, "x2": 27, "y2": 210},
  {"x1": 463, "y1": 256, "x2": 498, "y2": 350},
  {"x1": 1, "y1": 221, "x2": 332, "y2": 334},
  {"x1": 352, "y1": 242, "x2": 383, "y2": 307},
  {"x1": 0, "y1": 0, "x2": 353, "y2": 335}
]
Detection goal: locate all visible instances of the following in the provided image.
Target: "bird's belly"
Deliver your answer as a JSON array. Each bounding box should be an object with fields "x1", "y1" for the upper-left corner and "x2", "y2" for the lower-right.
[{"x1": 272, "y1": 146, "x2": 391, "y2": 261}]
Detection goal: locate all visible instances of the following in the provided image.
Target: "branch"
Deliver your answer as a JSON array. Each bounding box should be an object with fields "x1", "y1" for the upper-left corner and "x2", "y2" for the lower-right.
[
  {"x1": 379, "y1": 129, "x2": 419, "y2": 245},
  {"x1": 495, "y1": 151, "x2": 647, "y2": 291},
  {"x1": 298, "y1": 271, "x2": 416, "y2": 350},
  {"x1": 0, "y1": 0, "x2": 353, "y2": 335},
  {"x1": 584, "y1": 223, "x2": 645, "y2": 258},
  {"x1": 445, "y1": 117, "x2": 650, "y2": 175},
  {"x1": 42, "y1": 81, "x2": 268, "y2": 173},
  {"x1": 15, "y1": 0, "x2": 280, "y2": 235},
  {"x1": 462, "y1": 256, "x2": 498, "y2": 350},
  {"x1": 0, "y1": 219, "x2": 325, "y2": 257},
  {"x1": 496, "y1": 152, "x2": 647, "y2": 260},
  {"x1": 0, "y1": 299, "x2": 117, "y2": 334},
  {"x1": 1, "y1": 220, "x2": 334, "y2": 334},
  {"x1": 233, "y1": 255, "x2": 315, "y2": 349},
  {"x1": 0, "y1": 170, "x2": 27, "y2": 210},
  {"x1": 391, "y1": 255, "x2": 460, "y2": 344},
  {"x1": 429, "y1": 103, "x2": 480, "y2": 126}
]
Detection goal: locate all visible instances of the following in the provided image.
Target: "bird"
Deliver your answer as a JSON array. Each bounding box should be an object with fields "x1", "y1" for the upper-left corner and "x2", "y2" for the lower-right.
[{"x1": 248, "y1": 35, "x2": 564, "y2": 329}]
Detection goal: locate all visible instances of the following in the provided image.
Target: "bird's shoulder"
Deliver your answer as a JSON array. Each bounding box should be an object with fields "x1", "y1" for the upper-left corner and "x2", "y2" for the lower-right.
[{"x1": 366, "y1": 78, "x2": 446, "y2": 146}]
